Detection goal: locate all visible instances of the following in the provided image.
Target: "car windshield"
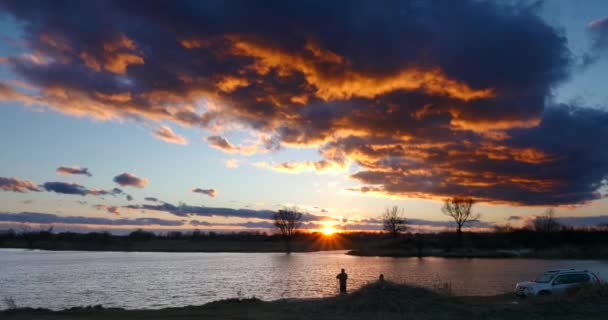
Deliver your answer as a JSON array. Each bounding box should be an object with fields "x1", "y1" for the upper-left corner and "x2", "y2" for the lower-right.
[{"x1": 534, "y1": 272, "x2": 556, "y2": 283}]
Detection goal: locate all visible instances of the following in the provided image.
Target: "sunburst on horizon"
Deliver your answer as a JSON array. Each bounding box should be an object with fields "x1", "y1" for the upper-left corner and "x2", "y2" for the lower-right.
[{"x1": 321, "y1": 225, "x2": 338, "y2": 236}]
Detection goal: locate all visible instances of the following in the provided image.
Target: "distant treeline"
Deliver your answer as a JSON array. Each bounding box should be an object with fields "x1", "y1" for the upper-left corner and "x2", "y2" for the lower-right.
[
  {"x1": 1, "y1": 227, "x2": 608, "y2": 257},
  {"x1": 0, "y1": 228, "x2": 356, "y2": 252}
]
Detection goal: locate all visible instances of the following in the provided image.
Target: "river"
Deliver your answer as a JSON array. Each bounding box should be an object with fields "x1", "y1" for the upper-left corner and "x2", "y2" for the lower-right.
[{"x1": 1, "y1": 249, "x2": 607, "y2": 310}]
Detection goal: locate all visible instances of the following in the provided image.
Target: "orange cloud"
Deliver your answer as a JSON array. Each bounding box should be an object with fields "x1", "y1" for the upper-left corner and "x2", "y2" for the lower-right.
[
  {"x1": 206, "y1": 135, "x2": 258, "y2": 155},
  {"x1": 255, "y1": 160, "x2": 347, "y2": 174},
  {"x1": 0, "y1": 176, "x2": 41, "y2": 193},
  {"x1": 79, "y1": 34, "x2": 144, "y2": 74},
  {"x1": 229, "y1": 37, "x2": 494, "y2": 101},
  {"x1": 450, "y1": 117, "x2": 540, "y2": 133},
  {"x1": 153, "y1": 125, "x2": 188, "y2": 145}
]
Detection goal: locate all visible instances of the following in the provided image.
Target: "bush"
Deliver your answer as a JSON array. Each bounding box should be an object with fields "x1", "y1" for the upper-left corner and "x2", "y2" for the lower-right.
[
  {"x1": 573, "y1": 282, "x2": 608, "y2": 298},
  {"x1": 3, "y1": 297, "x2": 16, "y2": 310}
]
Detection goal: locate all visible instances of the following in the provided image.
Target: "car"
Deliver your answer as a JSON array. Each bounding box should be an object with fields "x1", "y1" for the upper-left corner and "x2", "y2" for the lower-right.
[{"x1": 515, "y1": 269, "x2": 601, "y2": 297}]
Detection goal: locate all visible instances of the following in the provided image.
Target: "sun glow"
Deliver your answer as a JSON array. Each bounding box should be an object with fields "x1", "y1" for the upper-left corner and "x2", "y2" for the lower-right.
[{"x1": 321, "y1": 226, "x2": 338, "y2": 236}]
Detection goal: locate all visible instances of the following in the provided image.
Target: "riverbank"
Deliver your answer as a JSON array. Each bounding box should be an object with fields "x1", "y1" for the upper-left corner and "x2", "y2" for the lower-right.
[{"x1": 3, "y1": 281, "x2": 608, "y2": 320}]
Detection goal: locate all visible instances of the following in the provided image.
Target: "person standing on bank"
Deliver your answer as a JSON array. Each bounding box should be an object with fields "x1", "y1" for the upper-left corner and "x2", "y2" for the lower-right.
[{"x1": 336, "y1": 268, "x2": 348, "y2": 293}]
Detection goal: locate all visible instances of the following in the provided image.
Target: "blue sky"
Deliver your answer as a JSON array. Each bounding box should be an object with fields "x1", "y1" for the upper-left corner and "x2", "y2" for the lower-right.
[{"x1": 1, "y1": 0, "x2": 608, "y2": 233}]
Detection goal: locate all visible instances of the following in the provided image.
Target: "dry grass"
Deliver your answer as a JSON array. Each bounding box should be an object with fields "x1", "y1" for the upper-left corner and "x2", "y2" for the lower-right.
[{"x1": 3, "y1": 281, "x2": 608, "y2": 319}]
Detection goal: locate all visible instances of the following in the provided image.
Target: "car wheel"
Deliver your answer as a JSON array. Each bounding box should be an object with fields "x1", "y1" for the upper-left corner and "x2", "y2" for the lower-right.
[{"x1": 538, "y1": 290, "x2": 551, "y2": 296}]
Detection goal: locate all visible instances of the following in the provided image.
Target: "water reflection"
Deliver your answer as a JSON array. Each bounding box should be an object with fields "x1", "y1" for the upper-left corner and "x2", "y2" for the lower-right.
[{"x1": 1, "y1": 249, "x2": 607, "y2": 310}]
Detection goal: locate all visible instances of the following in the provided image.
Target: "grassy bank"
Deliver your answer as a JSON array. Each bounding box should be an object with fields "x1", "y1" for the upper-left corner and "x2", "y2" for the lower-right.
[{"x1": 3, "y1": 281, "x2": 608, "y2": 320}]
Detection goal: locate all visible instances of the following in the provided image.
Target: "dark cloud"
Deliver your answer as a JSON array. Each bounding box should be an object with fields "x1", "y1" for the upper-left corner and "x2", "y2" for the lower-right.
[
  {"x1": 189, "y1": 220, "x2": 212, "y2": 226},
  {"x1": 56, "y1": 166, "x2": 92, "y2": 177},
  {"x1": 0, "y1": 0, "x2": 606, "y2": 205},
  {"x1": 192, "y1": 188, "x2": 217, "y2": 197},
  {"x1": 0, "y1": 212, "x2": 310, "y2": 231},
  {"x1": 0, "y1": 176, "x2": 41, "y2": 192},
  {"x1": 42, "y1": 182, "x2": 125, "y2": 197},
  {"x1": 144, "y1": 197, "x2": 160, "y2": 202},
  {"x1": 556, "y1": 215, "x2": 608, "y2": 227},
  {"x1": 507, "y1": 215, "x2": 523, "y2": 221},
  {"x1": 93, "y1": 204, "x2": 120, "y2": 215},
  {"x1": 113, "y1": 172, "x2": 148, "y2": 188},
  {"x1": 43, "y1": 182, "x2": 93, "y2": 196},
  {"x1": 126, "y1": 202, "x2": 329, "y2": 222},
  {"x1": 0, "y1": 212, "x2": 183, "y2": 226}
]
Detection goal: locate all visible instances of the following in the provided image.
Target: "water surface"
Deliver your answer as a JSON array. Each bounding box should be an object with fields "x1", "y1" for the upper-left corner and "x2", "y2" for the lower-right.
[{"x1": 1, "y1": 249, "x2": 607, "y2": 310}]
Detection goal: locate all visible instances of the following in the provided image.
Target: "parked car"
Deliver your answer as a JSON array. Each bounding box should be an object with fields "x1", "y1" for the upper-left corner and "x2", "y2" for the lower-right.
[{"x1": 515, "y1": 269, "x2": 601, "y2": 297}]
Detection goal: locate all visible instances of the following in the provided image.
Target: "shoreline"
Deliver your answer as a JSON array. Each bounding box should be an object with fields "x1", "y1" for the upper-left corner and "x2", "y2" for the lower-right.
[
  {"x1": 3, "y1": 246, "x2": 607, "y2": 260},
  {"x1": 2, "y1": 281, "x2": 607, "y2": 319}
]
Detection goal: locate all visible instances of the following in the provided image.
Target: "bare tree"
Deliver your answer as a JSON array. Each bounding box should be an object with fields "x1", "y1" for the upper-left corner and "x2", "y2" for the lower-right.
[
  {"x1": 442, "y1": 196, "x2": 479, "y2": 244},
  {"x1": 273, "y1": 207, "x2": 302, "y2": 254},
  {"x1": 531, "y1": 208, "x2": 561, "y2": 232},
  {"x1": 382, "y1": 206, "x2": 407, "y2": 237}
]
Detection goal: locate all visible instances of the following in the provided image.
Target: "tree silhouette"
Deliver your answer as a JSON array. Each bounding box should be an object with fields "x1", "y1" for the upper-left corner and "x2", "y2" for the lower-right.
[
  {"x1": 273, "y1": 207, "x2": 302, "y2": 254},
  {"x1": 531, "y1": 208, "x2": 561, "y2": 232},
  {"x1": 442, "y1": 196, "x2": 479, "y2": 245},
  {"x1": 381, "y1": 206, "x2": 407, "y2": 237}
]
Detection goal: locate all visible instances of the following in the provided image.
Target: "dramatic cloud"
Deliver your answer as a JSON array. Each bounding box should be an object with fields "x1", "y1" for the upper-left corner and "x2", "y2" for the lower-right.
[
  {"x1": 153, "y1": 125, "x2": 188, "y2": 145},
  {"x1": 192, "y1": 188, "x2": 217, "y2": 197},
  {"x1": 144, "y1": 197, "x2": 160, "y2": 202},
  {"x1": 56, "y1": 166, "x2": 92, "y2": 177},
  {"x1": 113, "y1": 172, "x2": 148, "y2": 188},
  {"x1": 0, "y1": 1, "x2": 606, "y2": 205},
  {"x1": 0, "y1": 176, "x2": 41, "y2": 192}
]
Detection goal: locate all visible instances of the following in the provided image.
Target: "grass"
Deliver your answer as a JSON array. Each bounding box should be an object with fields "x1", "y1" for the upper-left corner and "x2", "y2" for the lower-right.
[{"x1": 3, "y1": 281, "x2": 608, "y2": 319}]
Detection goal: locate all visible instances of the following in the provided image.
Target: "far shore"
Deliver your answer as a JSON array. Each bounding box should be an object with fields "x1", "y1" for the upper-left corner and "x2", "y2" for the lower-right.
[
  {"x1": 3, "y1": 281, "x2": 608, "y2": 320},
  {"x1": 3, "y1": 229, "x2": 608, "y2": 259}
]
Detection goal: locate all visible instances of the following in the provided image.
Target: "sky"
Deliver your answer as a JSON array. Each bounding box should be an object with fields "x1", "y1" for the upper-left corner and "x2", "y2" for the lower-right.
[{"x1": 1, "y1": 0, "x2": 608, "y2": 234}]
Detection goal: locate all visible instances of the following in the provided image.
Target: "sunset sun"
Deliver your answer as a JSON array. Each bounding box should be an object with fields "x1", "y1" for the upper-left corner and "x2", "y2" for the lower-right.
[{"x1": 321, "y1": 226, "x2": 338, "y2": 236}]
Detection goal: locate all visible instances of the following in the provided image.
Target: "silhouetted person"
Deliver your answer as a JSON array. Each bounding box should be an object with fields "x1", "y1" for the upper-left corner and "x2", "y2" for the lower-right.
[
  {"x1": 378, "y1": 273, "x2": 386, "y2": 289},
  {"x1": 336, "y1": 268, "x2": 348, "y2": 293}
]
